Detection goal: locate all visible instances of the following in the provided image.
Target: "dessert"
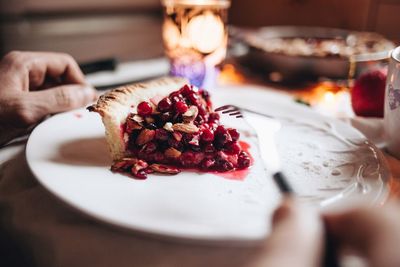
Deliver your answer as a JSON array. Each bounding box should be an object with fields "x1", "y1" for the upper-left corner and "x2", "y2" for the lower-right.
[{"x1": 88, "y1": 77, "x2": 251, "y2": 179}]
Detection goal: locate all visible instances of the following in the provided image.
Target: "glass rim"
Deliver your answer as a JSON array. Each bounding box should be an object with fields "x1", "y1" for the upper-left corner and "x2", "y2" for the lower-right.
[
  {"x1": 161, "y1": 0, "x2": 231, "y2": 8},
  {"x1": 392, "y1": 46, "x2": 400, "y2": 63}
]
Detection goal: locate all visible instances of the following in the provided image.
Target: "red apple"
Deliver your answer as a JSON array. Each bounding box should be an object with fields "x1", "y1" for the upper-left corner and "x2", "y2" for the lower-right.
[{"x1": 351, "y1": 69, "x2": 387, "y2": 117}]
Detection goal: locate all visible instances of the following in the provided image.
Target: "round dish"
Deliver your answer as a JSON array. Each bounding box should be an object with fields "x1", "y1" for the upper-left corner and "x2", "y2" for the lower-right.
[
  {"x1": 26, "y1": 85, "x2": 390, "y2": 242},
  {"x1": 239, "y1": 26, "x2": 395, "y2": 80}
]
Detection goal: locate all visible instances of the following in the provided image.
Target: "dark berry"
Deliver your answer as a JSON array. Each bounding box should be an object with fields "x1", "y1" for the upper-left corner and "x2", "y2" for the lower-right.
[
  {"x1": 160, "y1": 112, "x2": 172, "y2": 122},
  {"x1": 175, "y1": 101, "x2": 188, "y2": 113},
  {"x1": 209, "y1": 112, "x2": 220, "y2": 122},
  {"x1": 228, "y1": 128, "x2": 240, "y2": 142},
  {"x1": 169, "y1": 92, "x2": 183, "y2": 103},
  {"x1": 141, "y1": 142, "x2": 157, "y2": 154},
  {"x1": 155, "y1": 129, "x2": 169, "y2": 141},
  {"x1": 180, "y1": 84, "x2": 192, "y2": 96},
  {"x1": 200, "y1": 89, "x2": 210, "y2": 100},
  {"x1": 225, "y1": 141, "x2": 241, "y2": 155},
  {"x1": 191, "y1": 145, "x2": 201, "y2": 152},
  {"x1": 238, "y1": 152, "x2": 251, "y2": 169},
  {"x1": 193, "y1": 152, "x2": 205, "y2": 165},
  {"x1": 134, "y1": 170, "x2": 147, "y2": 179},
  {"x1": 168, "y1": 138, "x2": 183, "y2": 151},
  {"x1": 153, "y1": 152, "x2": 165, "y2": 163},
  {"x1": 215, "y1": 125, "x2": 227, "y2": 135},
  {"x1": 201, "y1": 159, "x2": 215, "y2": 170},
  {"x1": 204, "y1": 143, "x2": 215, "y2": 153},
  {"x1": 218, "y1": 160, "x2": 234, "y2": 171},
  {"x1": 201, "y1": 129, "x2": 214, "y2": 142},
  {"x1": 146, "y1": 123, "x2": 157, "y2": 130},
  {"x1": 137, "y1": 101, "x2": 153, "y2": 116},
  {"x1": 187, "y1": 92, "x2": 199, "y2": 105},
  {"x1": 158, "y1": 97, "x2": 172, "y2": 112},
  {"x1": 180, "y1": 151, "x2": 195, "y2": 167}
]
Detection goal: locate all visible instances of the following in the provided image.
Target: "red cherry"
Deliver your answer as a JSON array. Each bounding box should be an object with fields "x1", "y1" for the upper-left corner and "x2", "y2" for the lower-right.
[
  {"x1": 180, "y1": 151, "x2": 195, "y2": 167},
  {"x1": 187, "y1": 92, "x2": 199, "y2": 105},
  {"x1": 215, "y1": 125, "x2": 227, "y2": 135},
  {"x1": 204, "y1": 143, "x2": 215, "y2": 153},
  {"x1": 209, "y1": 112, "x2": 220, "y2": 123},
  {"x1": 137, "y1": 101, "x2": 153, "y2": 116},
  {"x1": 175, "y1": 101, "x2": 188, "y2": 113},
  {"x1": 228, "y1": 128, "x2": 240, "y2": 142},
  {"x1": 180, "y1": 84, "x2": 193, "y2": 96},
  {"x1": 225, "y1": 141, "x2": 241, "y2": 155},
  {"x1": 157, "y1": 97, "x2": 172, "y2": 112},
  {"x1": 201, "y1": 159, "x2": 215, "y2": 170},
  {"x1": 238, "y1": 151, "x2": 251, "y2": 169},
  {"x1": 201, "y1": 129, "x2": 214, "y2": 142}
]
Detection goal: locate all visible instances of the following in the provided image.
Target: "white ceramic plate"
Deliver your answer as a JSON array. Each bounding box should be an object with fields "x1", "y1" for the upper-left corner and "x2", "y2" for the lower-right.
[{"x1": 26, "y1": 85, "x2": 390, "y2": 242}]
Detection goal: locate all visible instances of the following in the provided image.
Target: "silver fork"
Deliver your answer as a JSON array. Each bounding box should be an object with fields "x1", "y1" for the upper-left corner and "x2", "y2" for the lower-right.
[
  {"x1": 216, "y1": 104, "x2": 340, "y2": 267},
  {"x1": 215, "y1": 104, "x2": 291, "y2": 192},
  {"x1": 215, "y1": 105, "x2": 275, "y2": 119}
]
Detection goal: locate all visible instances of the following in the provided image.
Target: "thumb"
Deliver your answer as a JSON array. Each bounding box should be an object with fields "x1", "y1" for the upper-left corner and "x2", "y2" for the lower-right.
[{"x1": 28, "y1": 84, "x2": 97, "y2": 117}]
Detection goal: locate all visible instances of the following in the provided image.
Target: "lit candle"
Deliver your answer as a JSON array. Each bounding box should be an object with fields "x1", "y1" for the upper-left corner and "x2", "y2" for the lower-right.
[{"x1": 161, "y1": 0, "x2": 230, "y2": 88}]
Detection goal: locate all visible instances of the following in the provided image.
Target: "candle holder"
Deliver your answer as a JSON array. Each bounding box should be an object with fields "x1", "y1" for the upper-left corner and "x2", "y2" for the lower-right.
[{"x1": 161, "y1": 0, "x2": 230, "y2": 88}]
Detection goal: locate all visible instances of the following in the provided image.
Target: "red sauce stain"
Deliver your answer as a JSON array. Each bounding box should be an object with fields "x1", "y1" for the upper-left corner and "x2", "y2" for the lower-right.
[
  {"x1": 211, "y1": 141, "x2": 253, "y2": 181},
  {"x1": 74, "y1": 113, "x2": 83, "y2": 118}
]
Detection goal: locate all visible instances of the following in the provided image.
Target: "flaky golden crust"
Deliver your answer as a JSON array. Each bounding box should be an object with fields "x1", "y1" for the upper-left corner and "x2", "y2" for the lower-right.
[
  {"x1": 88, "y1": 76, "x2": 188, "y2": 117},
  {"x1": 88, "y1": 76, "x2": 188, "y2": 161}
]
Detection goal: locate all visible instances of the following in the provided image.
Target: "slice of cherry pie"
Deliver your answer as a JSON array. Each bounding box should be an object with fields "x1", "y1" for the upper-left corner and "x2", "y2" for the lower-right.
[{"x1": 88, "y1": 77, "x2": 251, "y2": 179}]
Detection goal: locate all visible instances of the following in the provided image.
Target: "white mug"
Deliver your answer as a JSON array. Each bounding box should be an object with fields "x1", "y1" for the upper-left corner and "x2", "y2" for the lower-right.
[{"x1": 384, "y1": 46, "x2": 400, "y2": 158}]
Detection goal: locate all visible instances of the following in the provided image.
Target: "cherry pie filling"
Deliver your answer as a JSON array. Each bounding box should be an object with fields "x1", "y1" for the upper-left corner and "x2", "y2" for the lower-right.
[{"x1": 111, "y1": 84, "x2": 252, "y2": 179}]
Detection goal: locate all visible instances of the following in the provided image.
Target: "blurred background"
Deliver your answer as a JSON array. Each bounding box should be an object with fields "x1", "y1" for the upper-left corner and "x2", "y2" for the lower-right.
[{"x1": 0, "y1": 0, "x2": 398, "y2": 62}]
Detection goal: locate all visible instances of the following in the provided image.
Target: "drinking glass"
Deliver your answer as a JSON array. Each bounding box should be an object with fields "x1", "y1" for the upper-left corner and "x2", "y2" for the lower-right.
[{"x1": 384, "y1": 46, "x2": 400, "y2": 158}]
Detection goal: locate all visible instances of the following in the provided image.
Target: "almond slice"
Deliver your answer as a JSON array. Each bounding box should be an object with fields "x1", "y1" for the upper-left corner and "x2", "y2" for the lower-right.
[
  {"x1": 172, "y1": 123, "x2": 199, "y2": 134},
  {"x1": 183, "y1": 106, "x2": 198, "y2": 123},
  {"x1": 149, "y1": 164, "x2": 181, "y2": 174},
  {"x1": 164, "y1": 147, "x2": 182, "y2": 159},
  {"x1": 136, "y1": 129, "x2": 155, "y2": 146}
]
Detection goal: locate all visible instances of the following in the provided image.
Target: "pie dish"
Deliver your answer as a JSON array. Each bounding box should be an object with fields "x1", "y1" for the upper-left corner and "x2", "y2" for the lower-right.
[{"x1": 88, "y1": 77, "x2": 252, "y2": 179}]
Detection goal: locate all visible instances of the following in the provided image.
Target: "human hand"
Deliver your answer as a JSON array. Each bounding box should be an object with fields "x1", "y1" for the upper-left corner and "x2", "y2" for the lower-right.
[
  {"x1": 248, "y1": 197, "x2": 324, "y2": 267},
  {"x1": 324, "y1": 200, "x2": 400, "y2": 267},
  {"x1": 0, "y1": 51, "x2": 97, "y2": 146}
]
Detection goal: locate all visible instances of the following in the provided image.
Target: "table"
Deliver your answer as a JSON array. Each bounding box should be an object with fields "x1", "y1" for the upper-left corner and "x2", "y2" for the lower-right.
[{"x1": 1, "y1": 58, "x2": 399, "y2": 267}]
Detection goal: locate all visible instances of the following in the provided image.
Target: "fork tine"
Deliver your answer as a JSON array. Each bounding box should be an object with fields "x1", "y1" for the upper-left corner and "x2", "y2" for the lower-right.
[
  {"x1": 215, "y1": 105, "x2": 231, "y2": 112},
  {"x1": 230, "y1": 111, "x2": 242, "y2": 116},
  {"x1": 222, "y1": 109, "x2": 238, "y2": 114},
  {"x1": 215, "y1": 105, "x2": 244, "y2": 118}
]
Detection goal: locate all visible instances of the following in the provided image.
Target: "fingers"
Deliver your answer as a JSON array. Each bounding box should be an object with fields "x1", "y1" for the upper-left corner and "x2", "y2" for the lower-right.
[
  {"x1": 324, "y1": 202, "x2": 400, "y2": 267},
  {"x1": 249, "y1": 198, "x2": 323, "y2": 267},
  {"x1": 16, "y1": 85, "x2": 97, "y2": 125},
  {"x1": 0, "y1": 51, "x2": 86, "y2": 91},
  {"x1": 28, "y1": 51, "x2": 86, "y2": 85}
]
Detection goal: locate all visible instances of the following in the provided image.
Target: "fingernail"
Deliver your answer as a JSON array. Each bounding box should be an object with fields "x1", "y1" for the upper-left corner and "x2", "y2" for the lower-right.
[{"x1": 81, "y1": 86, "x2": 97, "y2": 101}]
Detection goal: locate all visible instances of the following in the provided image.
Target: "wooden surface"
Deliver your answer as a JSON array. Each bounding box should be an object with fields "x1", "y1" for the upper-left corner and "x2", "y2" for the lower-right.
[
  {"x1": 0, "y1": 0, "x2": 398, "y2": 63},
  {"x1": 229, "y1": 0, "x2": 399, "y2": 42},
  {"x1": 0, "y1": 0, "x2": 160, "y2": 15},
  {"x1": 0, "y1": 14, "x2": 164, "y2": 62}
]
